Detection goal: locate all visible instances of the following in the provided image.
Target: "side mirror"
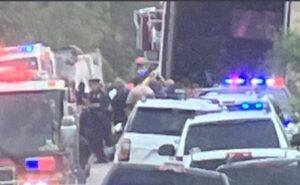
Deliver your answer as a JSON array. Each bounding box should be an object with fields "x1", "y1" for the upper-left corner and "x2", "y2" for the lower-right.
[
  {"x1": 291, "y1": 133, "x2": 300, "y2": 146},
  {"x1": 158, "y1": 144, "x2": 176, "y2": 156},
  {"x1": 114, "y1": 122, "x2": 123, "y2": 133},
  {"x1": 60, "y1": 116, "x2": 77, "y2": 148}
]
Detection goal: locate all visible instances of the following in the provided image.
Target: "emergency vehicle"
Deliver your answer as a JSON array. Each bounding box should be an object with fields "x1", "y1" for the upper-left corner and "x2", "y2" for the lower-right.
[
  {"x1": 0, "y1": 72, "x2": 84, "y2": 184},
  {"x1": 0, "y1": 43, "x2": 56, "y2": 80},
  {"x1": 53, "y1": 47, "x2": 104, "y2": 93},
  {"x1": 158, "y1": 109, "x2": 300, "y2": 169},
  {"x1": 114, "y1": 98, "x2": 222, "y2": 165},
  {"x1": 201, "y1": 75, "x2": 300, "y2": 124}
]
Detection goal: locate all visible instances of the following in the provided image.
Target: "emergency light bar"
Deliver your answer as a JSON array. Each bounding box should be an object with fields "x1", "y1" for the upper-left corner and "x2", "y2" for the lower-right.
[
  {"x1": 19, "y1": 45, "x2": 34, "y2": 53},
  {"x1": 225, "y1": 101, "x2": 266, "y2": 111},
  {"x1": 223, "y1": 77, "x2": 246, "y2": 85},
  {"x1": 222, "y1": 76, "x2": 285, "y2": 88},
  {"x1": 0, "y1": 44, "x2": 36, "y2": 55},
  {"x1": 25, "y1": 156, "x2": 56, "y2": 172}
]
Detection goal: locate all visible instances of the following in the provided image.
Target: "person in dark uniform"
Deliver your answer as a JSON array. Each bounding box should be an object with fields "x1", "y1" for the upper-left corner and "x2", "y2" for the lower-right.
[{"x1": 86, "y1": 78, "x2": 112, "y2": 163}]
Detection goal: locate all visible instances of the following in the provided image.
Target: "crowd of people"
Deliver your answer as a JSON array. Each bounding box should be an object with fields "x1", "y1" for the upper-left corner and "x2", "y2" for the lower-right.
[{"x1": 68, "y1": 74, "x2": 203, "y2": 166}]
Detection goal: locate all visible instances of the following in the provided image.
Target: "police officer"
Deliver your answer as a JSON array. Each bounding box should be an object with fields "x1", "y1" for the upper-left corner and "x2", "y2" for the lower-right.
[{"x1": 86, "y1": 78, "x2": 112, "y2": 163}]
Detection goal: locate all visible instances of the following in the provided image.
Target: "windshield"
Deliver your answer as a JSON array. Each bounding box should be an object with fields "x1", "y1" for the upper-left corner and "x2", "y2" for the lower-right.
[
  {"x1": 184, "y1": 119, "x2": 279, "y2": 154},
  {"x1": 0, "y1": 90, "x2": 64, "y2": 156},
  {"x1": 104, "y1": 166, "x2": 225, "y2": 185},
  {"x1": 257, "y1": 88, "x2": 289, "y2": 104},
  {"x1": 257, "y1": 87, "x2": 294, "y2": 114},
  {"x1": 219, "y1": 164, "x2": 300, "y2": 185},
  {"x1": 126, "y1": 108, "x2": 196, "y2": 136}
]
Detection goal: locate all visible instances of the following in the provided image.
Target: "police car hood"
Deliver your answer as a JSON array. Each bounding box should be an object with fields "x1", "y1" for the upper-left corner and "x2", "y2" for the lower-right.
[{"x1": 190, "y1": 148, "x2": 300, "y2": 162}]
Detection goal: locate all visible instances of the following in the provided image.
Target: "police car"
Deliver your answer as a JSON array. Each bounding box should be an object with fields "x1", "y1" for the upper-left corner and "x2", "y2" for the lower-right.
[
  {"x1": 114, "y1": 98, "x2": 222, "y2": 165},
  {"x1": 157, "y1": 110, "x2": 300, "y2": 169},
  {"x1": 218, "y1": 76, "x2": 298, "y2": 123},
  {"x1": 201, "y1": 76, "x2": 299, "y2": 127}
]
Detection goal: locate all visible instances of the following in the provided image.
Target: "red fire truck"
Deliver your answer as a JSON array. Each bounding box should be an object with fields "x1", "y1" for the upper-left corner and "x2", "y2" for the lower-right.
[
  {"x1": 0, "y1": 65, "x2": 84, "y2": 184},
  {"x1": 0, "y1": 43, "x2": 57, "y2": 81}
]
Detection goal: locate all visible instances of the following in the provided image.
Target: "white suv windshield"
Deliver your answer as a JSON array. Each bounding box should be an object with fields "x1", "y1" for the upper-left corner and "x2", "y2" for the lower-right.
[
  {"x1": 126, "y1": 108, "x2": 196, "y2": 136},
  {"x1": 184, "y1": 119, "x2": 279, "y2": 154}
]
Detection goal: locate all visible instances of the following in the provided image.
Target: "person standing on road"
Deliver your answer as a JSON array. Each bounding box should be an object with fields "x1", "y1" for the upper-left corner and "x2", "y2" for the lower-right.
[
  {"x1": 110, "y1": 78, "x2": 129, "y2": 126},
  {"x1": 126, "y1": 76, "x2": 155, "y2": 114},
  {"x1": 76, "y1": 82, "x2": 89, "y2": 115},
  {"x1": 86, "y1": 79, "x2": 112, "y2": 163}
]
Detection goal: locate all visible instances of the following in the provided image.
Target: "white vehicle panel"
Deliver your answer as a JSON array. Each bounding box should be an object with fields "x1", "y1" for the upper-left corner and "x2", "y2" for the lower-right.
[
  {"x1": 176, "y1": 111, "x2": 290, "y2": 166},
  {"x1": 115, "y1": 133, "x2": 180, "y2": 165},
  {"x1": 115, "y1": 99, "x2": 222, "y2": 165}
]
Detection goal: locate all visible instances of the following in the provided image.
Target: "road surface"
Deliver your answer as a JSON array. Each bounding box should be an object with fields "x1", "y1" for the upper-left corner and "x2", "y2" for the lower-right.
[{"x1": 86, "y1": 163, "x2": 113, "y2": 185}]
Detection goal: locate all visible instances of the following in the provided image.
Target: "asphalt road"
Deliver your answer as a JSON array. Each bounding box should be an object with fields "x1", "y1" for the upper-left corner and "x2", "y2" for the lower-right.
[{"x1": 86, "y1": 163, "x2": 113, "y2": 185}]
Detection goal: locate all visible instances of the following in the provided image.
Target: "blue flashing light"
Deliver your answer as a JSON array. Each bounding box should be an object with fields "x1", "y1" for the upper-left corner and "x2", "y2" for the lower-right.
[
  {"x1": 223, "y1": 77, "x2": 246, "y2": 85},
  {"x1": 241, "y1": 103, "x2": 250, "y2": 110},
  {"x1": 236, "y1": 78, "x2": 245, "y2": 84},
  {"x1": 224, "y1": 78, "x2": 232, "y2": 84},
  {"x1": 254, "y1": 102, "x2": 263, "y2": 109},
  {"x1": 25, "y1": 45, "x2": 33, "y2": 52},
  {"x1": 19, "y1": 45, "x2": 34, "y2": 53},
  {"x1": 238, "y1": 102, "x2": 264, "y2": 111},
  {"x1": 284, "y1": 118, "x2": 294, "y2": 127},
  {"x1": 25, "y1": 158, "x2": 39, "y2": 171},
  {"x1": 251, "y1": 78, "x2": 265, "y2": 86}
]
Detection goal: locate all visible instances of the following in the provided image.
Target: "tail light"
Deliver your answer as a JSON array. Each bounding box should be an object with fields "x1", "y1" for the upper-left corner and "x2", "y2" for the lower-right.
[{"x1": 118, "y1": 138, "x2": 131, "y2": 161}]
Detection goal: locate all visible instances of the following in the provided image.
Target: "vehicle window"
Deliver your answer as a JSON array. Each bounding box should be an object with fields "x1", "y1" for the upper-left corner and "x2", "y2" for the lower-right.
[
  {"x1": 184, "y1": 119, "x2": 279, "y2": 154},
  {"x1": 270, "y1": 100, "x2": 285, "y2": 123},
  {"x1": 104, "y1": 167, "x2": 225, "y2": 185},
  {"x1": 126, "y1": 108, "x2": 195, "y2": 135},
  {"x1": 219, "y1": 165, "x2": 300, "y2": 185},
  {"x1": 0, "y1": 90, "x2": 64, "y2": 156},
  {"x1": 257, "y1": 88, "x2": 291, "y2": 112}
]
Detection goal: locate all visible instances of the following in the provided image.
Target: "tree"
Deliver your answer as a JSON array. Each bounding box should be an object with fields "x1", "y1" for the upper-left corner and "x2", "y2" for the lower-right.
[
  {"x1": 266, "y1": 31, "x2": 300, "y2": 75},
  {"x1": 266, "y1": 31, "x2": 300, "y2": 112},
  {"x1": 0, "y1": 2, "x2": 157, "y2": 80}
]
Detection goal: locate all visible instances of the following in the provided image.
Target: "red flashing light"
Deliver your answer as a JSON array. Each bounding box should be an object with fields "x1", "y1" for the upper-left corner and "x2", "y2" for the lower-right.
[
  {"x1": 266, "y1": 76, "x2": 284, "y2": 88},
  {"x1": 39, "y1": 156, "x2": 56, "y2": 171},
  {"x1": 273, "y1": 76, "x2": 284, "y2": 88},
  {"x1": 25, "y1": 156, "x2": 56, "y2": 172}
]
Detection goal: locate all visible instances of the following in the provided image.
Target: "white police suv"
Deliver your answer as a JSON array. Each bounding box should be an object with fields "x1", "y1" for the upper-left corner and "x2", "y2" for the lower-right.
[
  {"x1": 114, "y1": 98, "x2": 222, "y2": 165},
  {"x1": 158, "y1": 110, "x2": 300, "y2": 169}
]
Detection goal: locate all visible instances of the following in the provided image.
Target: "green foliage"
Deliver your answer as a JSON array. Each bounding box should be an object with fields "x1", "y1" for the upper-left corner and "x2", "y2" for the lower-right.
[
  {"x1": 266, "y1": 31, "x2": 300, "y2": 75},
  {"x1": 0, "y1": 1, "x2": 157, "y2": 80},
  {"x1": 267, "y1": 31, "x2": 300, "y2": 112},
  {"x1": 102, "y1": 57, "x2": 116, "y2": 83}
]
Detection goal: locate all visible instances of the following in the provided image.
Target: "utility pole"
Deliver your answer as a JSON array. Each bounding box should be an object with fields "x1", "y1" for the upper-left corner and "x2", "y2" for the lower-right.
[{"x1": 283, "y1": 1, "x2": 291, "y2": 34}]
